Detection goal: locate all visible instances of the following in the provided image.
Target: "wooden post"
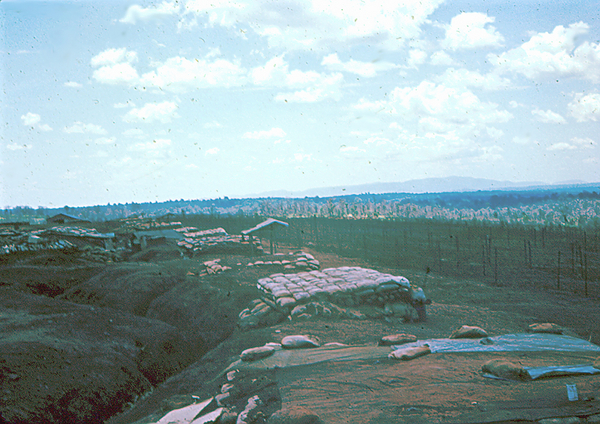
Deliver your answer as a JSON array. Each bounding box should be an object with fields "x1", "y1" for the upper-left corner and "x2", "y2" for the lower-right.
[
  {"x1": 456, "y1": 236, "x2": 460, "y2": 271},
  {"x1": 482, "y1": 244, "x2": 486, "y2": 277},
  {"x1": 557, "y1": 250, "x2": 561, "y2": 290},
  {"x1": 584, "y1": 253, "x2": 588, "y2": 297},
  {"x1": 270, "y1": 225, "x2": 274, "y2": 255},
  {"x1": 494, "y1": 247, "x2": 498, "y2": 285},
  {"x1": 437, "y1": 240, "x2": 442, "y2": 272}
]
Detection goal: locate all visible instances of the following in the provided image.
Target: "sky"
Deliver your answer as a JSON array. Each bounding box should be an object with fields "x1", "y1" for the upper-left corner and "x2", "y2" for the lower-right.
[{"x1": 1, "y1": 0, "x2": 600, "y2": 208}]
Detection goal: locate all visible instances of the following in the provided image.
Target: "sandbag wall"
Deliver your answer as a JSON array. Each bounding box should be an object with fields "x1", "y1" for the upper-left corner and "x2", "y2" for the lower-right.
[{"x1": 175, "y1": 227, "x2": 263, "y2": 255}]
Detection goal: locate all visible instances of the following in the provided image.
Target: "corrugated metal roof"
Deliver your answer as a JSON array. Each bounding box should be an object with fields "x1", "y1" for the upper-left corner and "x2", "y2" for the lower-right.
[{"x1": 242, "y1": 218, "x2": 289, "y2": 235}]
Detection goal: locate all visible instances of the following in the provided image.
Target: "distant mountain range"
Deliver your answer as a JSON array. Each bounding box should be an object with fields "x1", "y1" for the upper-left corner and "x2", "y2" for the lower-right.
[{"x1": 253, "y1": 176, "x2": 597, "y2": 198}]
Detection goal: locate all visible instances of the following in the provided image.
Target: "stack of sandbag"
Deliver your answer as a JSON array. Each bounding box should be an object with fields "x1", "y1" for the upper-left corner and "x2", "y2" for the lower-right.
[
  {"x1": 238, "y1": 299, "x2": 285, "y2": 329},
  {"x1": 246, "y1": 251, "x2": 320, "y2": 270},
  {"x1": 256, "y1": 266, "x2": 426, "y2": 311},
  {"x1": 202, "y1": 259, "x2": 231, "y2": 275}
]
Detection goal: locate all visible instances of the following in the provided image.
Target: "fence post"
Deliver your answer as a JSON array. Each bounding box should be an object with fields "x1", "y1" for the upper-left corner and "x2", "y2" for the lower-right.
[
  {"x1": 482, "y1": 244, "x2": 486, "y2": 277},
  {"x1": 584, "y1": 253, "x2": 588, "y2": 297},
  {"x1": 456, "y1": 236, "x2": 460, "y2": 271},
  {"x1": 494, "y1": 247, "x2": 498, "y2": 285},
  {"x1": 557, "y1": 250, "x2": 561, "y2": 290}
]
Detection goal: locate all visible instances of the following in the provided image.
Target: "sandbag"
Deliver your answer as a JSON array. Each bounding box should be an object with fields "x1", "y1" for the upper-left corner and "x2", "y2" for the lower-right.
[
  {"x1": 276, "y1": 297, "x2": 296, "y2": 308},
  {"x1": 482, "y1": 359, "x2": 529, "y2": 380},
  {"x1": 527, "y1": 323, "x2": 564, "y2": 334},
  {"x1": 281, "y1": 335, "x2": 320, "y2": 349},
  {"x1": 450, "y1": 325, "x2": 488, "y2": 339},
  {"x1": 378, "y1": 333, "x2": 417, "y2": 346},
  {"x1": 388, "y1": 345, "x2": 431, "y2": 360},
  {"x1": 240, "y1": 345, "x2": 276, "y2": 362}
]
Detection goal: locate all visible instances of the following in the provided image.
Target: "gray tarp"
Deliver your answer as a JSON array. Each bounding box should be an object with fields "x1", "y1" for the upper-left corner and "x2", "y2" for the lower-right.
[
  {"x1": 227, "y1": 333, "x2": 600, "y2": 372},
  {"x1": 525, "y1": 364, "x2": 600, "y2": 380},
  {"x1": 392, "y1": 333, "x2": 600, "y2": 354}
]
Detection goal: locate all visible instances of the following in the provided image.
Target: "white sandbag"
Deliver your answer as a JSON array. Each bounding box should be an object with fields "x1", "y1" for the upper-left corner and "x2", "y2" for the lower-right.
[
  {"x1": 482, "y1": 359, "x2": 529, "y2": 380},
  {"x1": 240, "y1": 345, "x2": 276, "y2": 362},
  {"x1": 292, "y1": 291, "x2": 310, "y2": 301},
  {"x1": 276, "y1": 297, "x2": 296, "y2": 308},
  {"x1": 389, "y1": 345, "x2": 431, "y2": 361},
  {"x1": 450, "y1": 325, "x2": 488, "y2": 339},
  {"x1": 281, "y1": 335, "x2": 320, "y2": 349},
  {"x1": 527, "y1": 323, "x2": 564, "y2": 334},
  {"x1": 376, "y1": 283, "x2": 401, "y2": 293},
  {"x1": 379, "y1": 333, "x2": 418, "y2": 346},
  {"x1": 356, "y1": 280, "x2": 378, "y2": 289}
]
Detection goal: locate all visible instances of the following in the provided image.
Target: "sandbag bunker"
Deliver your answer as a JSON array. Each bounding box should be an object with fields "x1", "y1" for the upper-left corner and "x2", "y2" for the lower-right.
[{"x1": 256, "y1": 266, "x2": 428, "y2": 314}]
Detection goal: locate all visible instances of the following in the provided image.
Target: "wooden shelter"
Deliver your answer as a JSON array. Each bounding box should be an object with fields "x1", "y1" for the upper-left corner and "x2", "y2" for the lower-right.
[{"x1": 242, "y1": 218, "x2": 289, "y2": 254}]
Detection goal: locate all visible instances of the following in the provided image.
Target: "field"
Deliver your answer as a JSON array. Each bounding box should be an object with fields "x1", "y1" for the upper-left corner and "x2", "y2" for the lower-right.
[
  {"x1": 1, "y1": 215, "x2": 600, "y2": 423},
  {"x1": 181, "y1": 215, "x2": 600, "y2": 298}
]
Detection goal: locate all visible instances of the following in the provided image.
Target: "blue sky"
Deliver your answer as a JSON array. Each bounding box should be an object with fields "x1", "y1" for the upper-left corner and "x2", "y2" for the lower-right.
[{"x1": 1, "y1": 0, "x2": 600, "y2": 207}]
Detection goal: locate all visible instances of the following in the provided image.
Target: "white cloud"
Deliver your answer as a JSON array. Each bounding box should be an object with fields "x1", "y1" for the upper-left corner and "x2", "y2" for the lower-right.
[
  {"x1": 364, "y1": 136, "x2": 388, "y2": 145},
  {"x1": 91, "y1": 48, "x2": 138, "y2": 67},
  {"x1": 293, "y1": 152, "x2": 312, "y2": 162},
  {"x1": 203, "y1": 121, "x2": 223, "y2": 129},
  {"x1": 120, "y1": 1, "x2": 180, "y2": 24},
  {"x1": 140, "y1": 56, "x2": 247, "y2": 92},
  {"x1": 352, "y1": 98, "x2": 390, "y2": 113},
  {"x1": 122, "y1": 128, "x2": 144, "y2": 137},
  {"x1": 441, "y1": 12, "x2": 505, "y2": 51},
  {"x1": 388, "y1": 80, "x2": 513, "y2": 125},
  {"x1": 406, "y1": 50, "x2": 428, "y2": 69},
  {"x1": 251, "y1": 57, "x2": 344, "y2": 103},
  {"x1": 93, "y1": 63, "x2": 140, "y2": 85},
  {"x1": 509, "y1": 100, "x2": 523, "y2": 108},
  {"x1": 22, "y1": 112, "x2": 52, "y2": 131},
  {"x1": 435, "y1": 68, "x2": 511, "y2": 90},
  {"x1": 243, "y1": 127, "x2": 286, "y2": 139},
  {"x1": 340, "y1": 145, "x2": 365, "y2": 153},
  {"x1": 64, "y1": 121, "x2": 107, "y2": 134},
  {"x1": 487, "y1": 127, "x2": 504, "y2": 139},
  {"x1": 473, "y1": 145, "x2": 503, "y2": 162},
  {"x1": 430, "y1": 51, "x2": 455, "y2": 66},
  {"x1": 568, "y1": 92, "x2": 600, "y2": 122},
  {"x1": 64, "y1": 81, "x2": 82, "y2": 88},
  {"x1": 6, "y1": 143, "x2": 33, "y2": 151},
  {"x1": 123, "y1": 101, "x2": 179, "y2": 123},
  {"x1": 321, "y1": 53, "x2": 397, "y2": 77},
  {"x1": 489, "y1": 22, "x2": 600, "y2": 83},
  {"x1": 91, "y1": 48, "x2": 139, "y2": 85},
  {"x1": 548, "y1": 142, "x2": 576, "y2": 151},
  {"x1": 571, "y1": 137, "x2": 596, "y2": 148},
  {"x1": 274, "y1": 72, "x2": 344, "y2": 103},
  {"x1": 532, "y1": 108, "x2": 567, "y2": 124},
  {"x1": 95, "y1": 137, "x2": 116, "y2": 145},
  {"x1": 182, "y1": 0, "x2": 445, "y2": 51},
  {"x1": 21, "y1": 112, "x2": 41, "y2": 126},
  {"x1": 205, "y1": 147, "x2": 220, "y2": 155}
]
